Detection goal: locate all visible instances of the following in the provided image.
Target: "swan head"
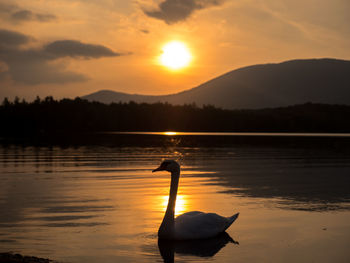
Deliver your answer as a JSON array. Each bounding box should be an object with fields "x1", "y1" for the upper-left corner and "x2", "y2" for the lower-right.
[{"x1": 152, "y1": 160, "x2": 180, "y2": 174}]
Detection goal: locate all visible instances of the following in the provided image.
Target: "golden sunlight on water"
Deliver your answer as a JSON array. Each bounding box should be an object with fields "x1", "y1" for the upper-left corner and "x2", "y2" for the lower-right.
[
  {"x1": 161, "y1": 195, "x2": 187, "y2": 216},
  {"x1": 163, "y1": 131, "x2": 177, "y2": 136},
  {"x1": 1, "y1": 145, "x2": 350, "y2": 263}
]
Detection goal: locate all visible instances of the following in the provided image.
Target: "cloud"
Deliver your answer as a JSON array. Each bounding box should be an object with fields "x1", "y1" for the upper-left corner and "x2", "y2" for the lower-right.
[
  {"x1": 11, "y1": 10, "x2": 32, "y2": 21},
  {"x1": 0, "y1": 2, "x2": 17, "y2": 13},
  {"x1": 44, "y1": 40, "x2": 121, "y2": 58},
  {"x1": 143, "y1": 0, "x2": 223, "y2": 24},
  {"x1": 0, "y1": 44, "x2": 87, "y2": 85},
  {"x1": 4, "y1": 53, "x2": 87, "y2": 85},
  {"x1": 36, "y1": 13, "x2": 57, "y2": 22},
  {"x1": 0, "y1": 3, "x2": 56, "y2": 23},
  {"x1": 11, "y1": 9, "x2": 57, "y2": 22},
  {"x1": 0, "y1": 29, "x2": 31, "y2": 47},
  {"x1": 140, "y1": 29, "x2": 150, "y2": 34},
  {"x1": 0, "y1": 29, "x2": 126, "y2": 85}
]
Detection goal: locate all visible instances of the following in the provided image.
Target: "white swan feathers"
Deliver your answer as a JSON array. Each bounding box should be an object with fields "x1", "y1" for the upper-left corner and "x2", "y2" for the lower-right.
[{"x1": 153, "y1": 160, "x2": 239, "y2": 240}]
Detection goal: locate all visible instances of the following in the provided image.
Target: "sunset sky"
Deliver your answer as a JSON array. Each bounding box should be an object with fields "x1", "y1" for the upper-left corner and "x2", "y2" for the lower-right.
[{"x1": 0, "y1": 0, "x2": 349, "y2": 101}]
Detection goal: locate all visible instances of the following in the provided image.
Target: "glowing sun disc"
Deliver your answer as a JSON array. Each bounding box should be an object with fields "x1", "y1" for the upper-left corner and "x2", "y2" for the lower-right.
[{"x1": 160, "y1": 41, "x2": 191, "y2": 70}]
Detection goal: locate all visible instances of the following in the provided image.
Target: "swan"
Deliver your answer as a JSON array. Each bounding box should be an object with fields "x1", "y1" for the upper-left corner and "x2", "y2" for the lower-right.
[{"x1": 153, "y1": 160, "x2": 239, "y2": 240}]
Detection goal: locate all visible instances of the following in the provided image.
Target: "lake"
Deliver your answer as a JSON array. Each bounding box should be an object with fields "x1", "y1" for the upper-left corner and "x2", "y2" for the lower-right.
[{"x1": 1, "y1": 133, "x2": 350, "y2": 263}]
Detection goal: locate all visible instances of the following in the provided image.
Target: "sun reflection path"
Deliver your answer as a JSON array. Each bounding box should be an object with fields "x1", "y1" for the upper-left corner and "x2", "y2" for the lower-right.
[
  {"x1": 163, "y1": 131, "x2": 177, "y2": 136},
  {"x1": 161, "y1": 195, "x2": 187, "y2": 216}
]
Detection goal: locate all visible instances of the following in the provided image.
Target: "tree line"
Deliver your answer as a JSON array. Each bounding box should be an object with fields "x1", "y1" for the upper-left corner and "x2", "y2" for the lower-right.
[{"x1": 1, "y1": 96, "x2": 350, "y2": 136}]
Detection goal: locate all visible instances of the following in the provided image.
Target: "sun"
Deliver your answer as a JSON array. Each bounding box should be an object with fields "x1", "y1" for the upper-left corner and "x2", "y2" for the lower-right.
[{"x1": 160, "y1": 41, "x2": 192, "y2": 70}]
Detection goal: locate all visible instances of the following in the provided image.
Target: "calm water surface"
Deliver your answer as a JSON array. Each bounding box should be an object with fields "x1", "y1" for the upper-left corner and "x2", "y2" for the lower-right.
[{"x1": 1, "y1": 134, "x2": 350, "y2": 262}]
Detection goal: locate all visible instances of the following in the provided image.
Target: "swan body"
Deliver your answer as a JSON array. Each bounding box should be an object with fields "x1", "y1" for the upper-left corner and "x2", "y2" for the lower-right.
[
  {"x1": 174, "y1": 211, "x2": 239, "y2": 240},
  {"x1": 153, "y1": 160, "x2": 239, "y2": 240}
]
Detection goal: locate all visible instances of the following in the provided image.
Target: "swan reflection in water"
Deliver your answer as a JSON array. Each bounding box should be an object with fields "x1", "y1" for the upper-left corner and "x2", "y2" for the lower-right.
[{"x1": 158, "y1": 232, "x2": 239, "y2": 263}]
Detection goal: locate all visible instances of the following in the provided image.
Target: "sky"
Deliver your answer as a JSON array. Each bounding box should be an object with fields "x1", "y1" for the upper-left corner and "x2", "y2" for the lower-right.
[{"x1": 0, "y1": 0, "x2": 350, "y2": 101}]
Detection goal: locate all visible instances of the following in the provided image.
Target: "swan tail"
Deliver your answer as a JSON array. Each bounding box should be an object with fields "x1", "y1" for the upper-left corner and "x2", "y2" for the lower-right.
[
  {"x1": 224, "y1": 212, "x2": 239, "y2": 230},
  {"x1": 228, "y1": 236, "x2": 240, "y2": 245}
]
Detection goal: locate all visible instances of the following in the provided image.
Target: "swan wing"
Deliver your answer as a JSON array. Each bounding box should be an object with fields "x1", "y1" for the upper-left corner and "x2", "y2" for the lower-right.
[{"x1": 174, "y1": 211, "x2": 238, "y2": 240}]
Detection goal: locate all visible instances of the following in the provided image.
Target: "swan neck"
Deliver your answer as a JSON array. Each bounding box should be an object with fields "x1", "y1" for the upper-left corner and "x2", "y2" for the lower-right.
[
  {"x1": 158, "y1": 168, "x2": 180, "y2": 239},
  {"x1": 166, "y1": 170, "x2": 180, "y2": 214}
]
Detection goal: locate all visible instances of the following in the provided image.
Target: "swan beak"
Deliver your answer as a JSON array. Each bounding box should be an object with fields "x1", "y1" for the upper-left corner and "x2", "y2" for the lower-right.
[{"x1": 152, "y1": 167, "x2": 162, "y2": 173}]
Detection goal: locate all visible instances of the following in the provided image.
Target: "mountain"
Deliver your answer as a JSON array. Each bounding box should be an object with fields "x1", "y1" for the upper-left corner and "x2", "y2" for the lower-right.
[{"x1": 82, "y1": 58, "x2": 350, "y2": 109}]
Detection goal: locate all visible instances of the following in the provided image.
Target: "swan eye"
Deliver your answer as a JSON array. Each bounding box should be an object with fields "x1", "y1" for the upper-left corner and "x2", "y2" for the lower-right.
[{"x1": 161, "y1": 161, "x2": 172, "y2": 170}]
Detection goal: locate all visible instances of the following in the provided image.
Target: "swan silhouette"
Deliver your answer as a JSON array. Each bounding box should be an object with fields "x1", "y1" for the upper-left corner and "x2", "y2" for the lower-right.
[{"x1": 153, "y1": 160, "x2": 239, "y2": 240}]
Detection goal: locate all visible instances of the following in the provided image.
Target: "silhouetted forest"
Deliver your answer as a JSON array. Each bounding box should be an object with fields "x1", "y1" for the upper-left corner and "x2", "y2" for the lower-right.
[{"x1": 1, "y1": 96, "x2": 350, "y2": 137}]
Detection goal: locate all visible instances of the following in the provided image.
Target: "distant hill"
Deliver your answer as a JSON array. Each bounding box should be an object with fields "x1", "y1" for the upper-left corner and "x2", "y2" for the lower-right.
[{"x1": 82, "y1": 58, "x2": 350, "y2": 109}]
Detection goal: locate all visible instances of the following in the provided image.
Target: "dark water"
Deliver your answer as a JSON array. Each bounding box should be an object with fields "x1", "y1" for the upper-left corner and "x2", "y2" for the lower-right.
[{"x1": 1, "y1": 133, "x2": 350, "y2": 262}]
